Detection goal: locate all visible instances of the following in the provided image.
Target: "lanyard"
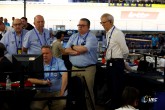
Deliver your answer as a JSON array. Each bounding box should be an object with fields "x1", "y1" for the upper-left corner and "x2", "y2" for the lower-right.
[
  {"x1": 106, "y1": 26, "x2": 115, "y2": 49},
  {"x1": 34, "y1": 29, "x2": 47, "y2": 46},
  {"x1": 14, "y1": 31, "x2": 23, "y2": 49},
  {"x1": 49, "y1": 57, "x2": 53, "y2": 78},
  {"x1": 48, "y1": 58, "x2": 59, "y2": 79},
  {"x1": 76, "y1": 31, "x2": 89, "y2": 45}
]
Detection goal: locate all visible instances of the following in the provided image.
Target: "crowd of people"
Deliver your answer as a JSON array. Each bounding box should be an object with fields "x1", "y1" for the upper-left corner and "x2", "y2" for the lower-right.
[{"x1": 0, "y1": 13, "x2": 143, "y2": 110}]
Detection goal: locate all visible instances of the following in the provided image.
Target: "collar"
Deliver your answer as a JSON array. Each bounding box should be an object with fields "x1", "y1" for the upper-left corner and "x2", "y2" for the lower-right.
[
  {"x1": 123, "y1": 105, "x2": 136, "y2": 109},
  {"x1": 45, "y1": 57, "x2": 55, "y2": 66},
  {"x1": 79, "y1": 31, "x2": 89, "y2": 38},
  {"x1": 107, "y1": 25, "x2": 115, "y2": 34},
  {"x1": 34, "y1": 28, "x2": 44, "y2": 35}
]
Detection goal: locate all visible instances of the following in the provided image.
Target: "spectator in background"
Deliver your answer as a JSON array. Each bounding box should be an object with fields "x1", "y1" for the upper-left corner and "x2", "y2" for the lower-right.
[
  {"x1": 115, "y1": 86, "x2": 139, "y2": 110},
  {"x1": 0, "y1": 17, "x2": 3, "y2": 22},
  {"x1": 0, "y1": 20, "x2": 12, "y2": 40},
  {"x1": 3, "y1": 18, "x2": 10, "y2": 27},
  {"x1": 22, "y1": 15, "x2": 50, "y2": 54},
  {"x1": 12, "y1": 17, "x2": 15, "y2": 21},
  {"x1": 49, "y1": 30, "x2": 56, "y2": 45},
  {"x1": 21, "y1": 17, "x2": 34, "y2": 30},
  {"x1": 52, "y1": 31, "x2": 67, "y2": 58},
  {"x1": 151, "y1": 34, "x2": 159, "y2": 49},
  {"x1": 158, "y1": 33, "x2": 164, "y2": 52},
  {"x1": 28, "y1": 45, "x2": 68, "y2": 110},
  {"x1": 12, "y1": 17, "x2": 15, "y2": 27},
  {"x1": 0, "y1": 18, "x2": 28, "y2": 55},
  {"x1": 100, "y1": 13, "x2": 129, "y2": 110}
]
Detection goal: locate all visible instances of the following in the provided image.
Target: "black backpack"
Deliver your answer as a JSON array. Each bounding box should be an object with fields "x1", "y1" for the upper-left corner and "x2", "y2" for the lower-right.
[{"x1": 66, "y1": 76, "x2": 87, "y2": 110}]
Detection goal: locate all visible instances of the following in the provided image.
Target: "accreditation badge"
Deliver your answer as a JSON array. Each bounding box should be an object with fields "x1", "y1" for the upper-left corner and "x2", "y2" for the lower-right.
[{"x1": 17, "y1": 48, "x2": 22, "y2": 54}]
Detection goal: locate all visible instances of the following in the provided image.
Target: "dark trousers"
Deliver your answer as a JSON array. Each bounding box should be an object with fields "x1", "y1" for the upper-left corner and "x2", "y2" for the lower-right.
[{"x1": 106, "y1": 59, "x2": 125, "y2": 110}]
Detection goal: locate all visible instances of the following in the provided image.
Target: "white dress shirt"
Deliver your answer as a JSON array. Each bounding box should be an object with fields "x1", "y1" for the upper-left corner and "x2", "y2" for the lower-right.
[{"x1": 106, "y1": 26, "x2": 129, "y2": 60}]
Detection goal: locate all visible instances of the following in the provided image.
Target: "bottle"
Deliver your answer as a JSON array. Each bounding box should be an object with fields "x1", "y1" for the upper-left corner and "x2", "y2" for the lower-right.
[{"x1": 6, "y1": 75, "x2": 11, "y2": 90}]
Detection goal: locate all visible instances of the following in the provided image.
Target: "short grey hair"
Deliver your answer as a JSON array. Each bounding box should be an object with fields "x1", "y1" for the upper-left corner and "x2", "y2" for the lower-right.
[{"x1": 101, "y1": 13, "x2": 114, "y2": 24}]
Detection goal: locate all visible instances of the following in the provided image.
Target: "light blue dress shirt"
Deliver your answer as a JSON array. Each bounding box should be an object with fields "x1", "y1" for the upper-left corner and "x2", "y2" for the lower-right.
[
  {"x1": 65, "y1": 31, "x2": 98, "y2": 67},
  {"x1": 23, "y1": 28, "x2": 50, "y2": 54},
  {"x1": 0, "y1": 29, "x2": 28, "y2": 55},
  {"x1": 44, "y1": 57, "x2": 67, "y2": 92},
  {"x1": 151, "y1": 36, "x2": 158, "y2": 47}
]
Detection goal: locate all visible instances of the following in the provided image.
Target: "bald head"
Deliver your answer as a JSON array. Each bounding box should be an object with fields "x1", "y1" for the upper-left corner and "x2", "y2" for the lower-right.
[
  {"x1": 34, "y1": 15, "x2": 45, "y2": 33},
  {"x1": 13, "y1": 18, "x2": 22, "y2": 25}
]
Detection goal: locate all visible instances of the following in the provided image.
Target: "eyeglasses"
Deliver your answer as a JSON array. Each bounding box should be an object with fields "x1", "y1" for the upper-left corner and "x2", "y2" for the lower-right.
[
  {"x1": 100, "y1": 20, "x2": 110, "y2": 24},
  {"x1": 77, "y1": 24, "x2": 87, "y2": 27}
]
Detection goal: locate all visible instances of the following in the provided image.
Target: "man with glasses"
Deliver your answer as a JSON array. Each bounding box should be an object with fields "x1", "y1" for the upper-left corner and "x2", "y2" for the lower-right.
[
  {"x1": 100, "y1": 13, "x2": 129, "y2": 110},
  {"x1": 65, "y1": 18, "x2": 98, "y2": 109},
  {"x1": 0, "y1": 18, "x2": 28, "y2": 55}
]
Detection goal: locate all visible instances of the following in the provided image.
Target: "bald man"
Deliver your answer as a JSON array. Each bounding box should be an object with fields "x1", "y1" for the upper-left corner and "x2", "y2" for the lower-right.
[
  {"x1": 0, "y1": 18, "x2": 28, "y2": 55},
  {"x1": 22, "y1": 15, "x2": 50, "y2": 54}
]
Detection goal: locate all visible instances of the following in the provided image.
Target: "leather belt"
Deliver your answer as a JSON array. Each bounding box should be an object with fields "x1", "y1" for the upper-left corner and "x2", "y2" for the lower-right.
[
  {"x1": 73, "y1": 64, "x2": 96, "y2": 68},
  {"x1": 107, "y1": 58, "x2": 124, "y2": 62}
]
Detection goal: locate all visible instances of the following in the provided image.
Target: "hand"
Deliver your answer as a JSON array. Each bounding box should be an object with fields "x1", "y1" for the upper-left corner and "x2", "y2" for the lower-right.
[
  {"x1": 72, "y1": 51, "x2": 80, "y2": 56},
  {"x1": 60, "y1": 90, "x2": 65, "y2": 96},
  {"x1": 43, "y1": 79, "x2": 51, "y2": 86},
  {"x1": 76, "y1": 51, "x2": 80, "y2": 55}
]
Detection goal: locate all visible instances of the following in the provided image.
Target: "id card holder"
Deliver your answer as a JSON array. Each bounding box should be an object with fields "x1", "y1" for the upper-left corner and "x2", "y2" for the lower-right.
[
  {"x1": 17, "y1": 48, "x2": 22, "y2": 54},
  {"x1": 109, "y1": 59, "x2": 113, "y2": 67},
  {"x1": 109, "y1": 62, "x2": 112, "y2": 66}
]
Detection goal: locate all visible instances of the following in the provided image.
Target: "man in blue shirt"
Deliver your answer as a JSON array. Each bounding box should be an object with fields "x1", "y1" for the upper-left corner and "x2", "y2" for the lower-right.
[
  {"x1": 65, "y1": 18, "x2": 98, "y2": 109},
  {"x1": 22, "y1": 15, "x2": 50, "y2": 54},
  {"x1": 151, "y1": 34, "x2": 159, "y2": 49},
  {"x1": 0, "y1": 18, "x2": 28, "y2": 55},
  {"x1": 28, "y1": 45, "x2": 68, "y2": 110}
]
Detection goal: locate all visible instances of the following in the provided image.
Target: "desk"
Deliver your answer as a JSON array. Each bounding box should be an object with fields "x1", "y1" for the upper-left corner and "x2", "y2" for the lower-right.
[
  {"x1": 124, "y1": 72, "x2": 165, "y2": 110},
  {"x1": 94, "y1": 64, "x2": 165, "y2": 110},
  {"x1": 0, "y1": 81, "x2": 58, "y2": 110},
  {"x1": 0, "y1": 88, "x2": 36, "y2": 110},
  {"x1": 124, "y1": 72, "x2": 164, "y2": 92}
]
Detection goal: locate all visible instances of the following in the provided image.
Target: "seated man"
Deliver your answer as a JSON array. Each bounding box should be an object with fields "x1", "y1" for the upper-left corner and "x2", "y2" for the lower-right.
[{"x1": 28, "y1": 45, "x2": 68, "y2": 110}]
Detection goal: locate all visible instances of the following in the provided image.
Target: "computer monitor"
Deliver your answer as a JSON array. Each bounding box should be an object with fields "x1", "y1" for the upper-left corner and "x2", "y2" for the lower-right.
[{"x1": 12, "y1": 54, "x2": 44, "y2": 79}]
